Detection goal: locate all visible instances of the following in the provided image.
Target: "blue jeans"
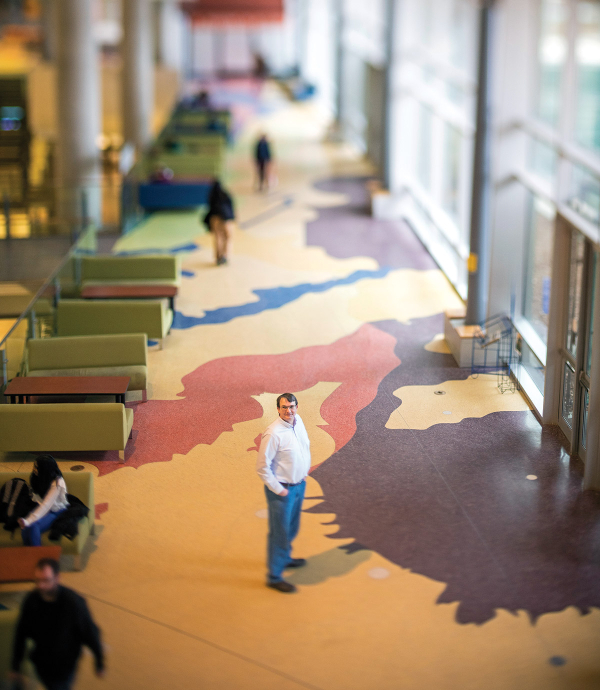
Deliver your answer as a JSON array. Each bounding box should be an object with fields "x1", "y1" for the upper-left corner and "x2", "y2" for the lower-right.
[
  {"x1": 265, "y1": 481, "x2": 305, "y2": 583},
  {"x1": 21, "y1": 509, "x2": 66, "y2": 547}
]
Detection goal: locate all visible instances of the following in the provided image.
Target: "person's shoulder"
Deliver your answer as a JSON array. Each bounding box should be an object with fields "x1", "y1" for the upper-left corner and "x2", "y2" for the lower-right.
[
  {"x1": 59, "y1": 586, "x2": 86, "y2": 608},
  {"x1": 264, "y1": 417, "x2": 283, "y2": 434}
]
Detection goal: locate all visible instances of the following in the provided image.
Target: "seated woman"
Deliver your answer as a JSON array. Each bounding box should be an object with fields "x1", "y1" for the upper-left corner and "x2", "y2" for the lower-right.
[{"x1": 18, "y1": 455, "x2": 68, "y2": 547}]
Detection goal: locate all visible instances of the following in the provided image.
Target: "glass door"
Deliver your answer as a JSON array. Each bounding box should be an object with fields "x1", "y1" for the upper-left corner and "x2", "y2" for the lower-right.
[{"x1": 558, "y1": 230, "x2": 595, "y2": 459}]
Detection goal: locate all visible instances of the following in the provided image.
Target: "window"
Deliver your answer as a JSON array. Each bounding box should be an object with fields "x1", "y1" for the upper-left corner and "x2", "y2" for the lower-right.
[
  {"x1": 586, "y1": 253, "x2": 596, "y2": 376},
  {"x1": 568, "y1": 164, "x2": 600, "y2": 226},
  {"x1": 575, "y1": 1, "x2": 600, "y2": 153},
  {"x1": 566, "y1": 233, "x2": 585, "y2": 356},
  {"x1": 561, "y1": 361, "x2": 576, "y2": 428},
  {"x1": 529, "y1": 137, "x2": 558, "y2": 182},
  {"x1": 442, "y1": 124, "x2": 461, "y2": 220},
  {"x1": 523, "y1": 194, "x2": 555, "y2": 344},
  {"x1": 536, "y1": 0, "x2": 568, "y2": 127},
  {"x1": 417, "y1": 104, "x2": 433, "y2": 191}
]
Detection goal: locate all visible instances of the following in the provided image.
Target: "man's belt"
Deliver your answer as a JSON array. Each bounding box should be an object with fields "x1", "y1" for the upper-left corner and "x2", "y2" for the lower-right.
[{"x1": 279, "y1": 480, "x2": 305, "y2": 488}]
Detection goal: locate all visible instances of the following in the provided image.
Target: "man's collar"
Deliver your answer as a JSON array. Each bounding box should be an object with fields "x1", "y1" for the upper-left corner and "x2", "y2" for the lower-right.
[{"x1": 278, "y1": 416, "x2": 296, "y2": 429}]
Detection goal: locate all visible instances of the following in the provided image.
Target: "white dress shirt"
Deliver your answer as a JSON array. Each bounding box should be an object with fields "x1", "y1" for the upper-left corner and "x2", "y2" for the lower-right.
[
  {"x1": 256, "y1": 414, "x2": 311, "y2": 494},
  {"x1": 22, "y1": 477, "x2": 69, "y2": 527}
]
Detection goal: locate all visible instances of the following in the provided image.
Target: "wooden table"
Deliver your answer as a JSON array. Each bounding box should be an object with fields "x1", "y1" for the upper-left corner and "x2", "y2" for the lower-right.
[
  {"x1": 4, "y1": 376, "x2": 130, "y2": 404},
  {"x1": 80, "y1": 284, "x2": 178, "y2": 311},
  {"x1": 0, "y1": 546, "x2": 62, "y2": 583}
]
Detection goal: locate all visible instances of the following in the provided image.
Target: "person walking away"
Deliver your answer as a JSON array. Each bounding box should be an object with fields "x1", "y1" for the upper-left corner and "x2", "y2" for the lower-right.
[
  {"x1": 254, "y1": 134, "x2": 272, "y2": 192},
  {"x1": 18, "y1": 456, "x2": 68, "y2": 547},
  {"x1": 203, "y1": 179, "x2": 235, "y2": 265},
  {"x1": 256, "y1": 393, "x2": 310, "y2": 593},
  {"x1": 9, "y1": 558, "x2": 105, "y2": 690}
]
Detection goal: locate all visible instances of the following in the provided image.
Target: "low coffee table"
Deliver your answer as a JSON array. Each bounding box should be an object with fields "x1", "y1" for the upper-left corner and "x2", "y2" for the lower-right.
[
  {"x1": 4, "y1": 376, "x2": 130, "y2": 404},
  {"x1": 0, "y1": 545, "x2": 62, "y2": 583},
  {"x1": 80, "y1": 285, "x2": 178, "y2": 311}
]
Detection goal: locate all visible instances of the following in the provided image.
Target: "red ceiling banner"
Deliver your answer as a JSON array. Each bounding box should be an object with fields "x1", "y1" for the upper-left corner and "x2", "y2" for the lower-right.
[{"x1": 181, "y1": 0, "x2": 284, "y2": 25}]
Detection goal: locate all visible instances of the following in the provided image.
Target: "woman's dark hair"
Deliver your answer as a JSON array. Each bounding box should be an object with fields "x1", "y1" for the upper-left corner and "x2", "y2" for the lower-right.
[{"x1": 30, "y1": 455, "x2": 63, "y2": 498}]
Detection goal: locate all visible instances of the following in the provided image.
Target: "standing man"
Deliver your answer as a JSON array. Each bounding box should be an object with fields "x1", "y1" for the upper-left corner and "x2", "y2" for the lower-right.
[
  {"x1": 256, "y1": 393, "x2": 311, "y2": 593},
  {"x1": 254, "y1": 133, "x2": 272, "y2": 192},
  {"x1": 9, "y1": 558, "x2": 104, "y2": 690}
]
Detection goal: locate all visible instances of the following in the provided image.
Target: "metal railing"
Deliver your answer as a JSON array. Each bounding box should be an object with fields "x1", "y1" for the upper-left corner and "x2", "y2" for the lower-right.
[{"x1": 0, "y1": 225, "x2": 97, "y2": 392}]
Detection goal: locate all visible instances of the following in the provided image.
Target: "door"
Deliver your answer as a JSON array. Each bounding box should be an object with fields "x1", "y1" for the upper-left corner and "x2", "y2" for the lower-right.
[{"x1": 558, "y1": 228, "x2": 596, "y2": 460}]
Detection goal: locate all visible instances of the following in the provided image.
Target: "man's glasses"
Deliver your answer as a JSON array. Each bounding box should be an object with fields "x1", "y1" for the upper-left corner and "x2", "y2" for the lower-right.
[{"x1": 280, "y1": 405, "x2": 297, "y2": 411}]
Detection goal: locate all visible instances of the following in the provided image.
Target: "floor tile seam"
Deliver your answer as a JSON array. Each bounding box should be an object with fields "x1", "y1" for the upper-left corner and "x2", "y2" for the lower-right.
[{"x1": 83, "y1": 592, "x2": 328, "y2": 690}]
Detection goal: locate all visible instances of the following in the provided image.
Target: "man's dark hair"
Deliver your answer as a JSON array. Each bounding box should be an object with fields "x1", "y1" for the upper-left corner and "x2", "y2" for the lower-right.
[
  {"x1": 36, "y1": 558, "x2": 60, "y2": 575},
  {"x1": 277, "y1": 393, "x2": 297, "y2": 408}
]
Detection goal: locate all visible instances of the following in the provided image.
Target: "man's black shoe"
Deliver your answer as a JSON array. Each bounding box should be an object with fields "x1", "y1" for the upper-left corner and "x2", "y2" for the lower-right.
[
  {"x1": 267, "y1": 580, "x2": 297, "y2": 593},
  {"x1": 286, "y1": 558, "x2": 307, "y2": 568}
]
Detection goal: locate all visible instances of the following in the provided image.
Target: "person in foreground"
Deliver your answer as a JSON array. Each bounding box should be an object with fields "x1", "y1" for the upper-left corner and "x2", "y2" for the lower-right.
[
  {"x1": 256, "y1": 393, "x2": 311, "y2": 593},
  {"x1": 19, "y1": 455, "x2": 68, "y2": 546},
  {"x1": 9, "y1": 558, "x2": 104, "y2": 690}
]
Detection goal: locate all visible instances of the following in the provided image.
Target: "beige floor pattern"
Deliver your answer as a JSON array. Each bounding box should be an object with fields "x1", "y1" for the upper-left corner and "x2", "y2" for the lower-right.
[{"x1": 2, "y1": 89, "x2": 599, "y2": 689}]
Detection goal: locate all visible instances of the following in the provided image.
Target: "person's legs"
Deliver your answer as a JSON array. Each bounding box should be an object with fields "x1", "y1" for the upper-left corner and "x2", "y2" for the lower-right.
[
  {"x1": 257, "y1": 160, "x2": 266, "y2": 190},
  {"x1": 288, "y1": 480, "x2": 306, "y2": 546},
  {"x1": 210, "y1": 216, "x2": 221, "y2": 263},
  {"x1": 21, "y1": 510, "x2": 64, "y2": 547},
  {"x1": 221, "y1": 220, "x2": 233, "y2": 261},
  {"x1": 37, "y1": 669, "x2": 76, "y2": 690},
  {"x1": 265, "y1": 486, "x2": 293, "y2": 583}
]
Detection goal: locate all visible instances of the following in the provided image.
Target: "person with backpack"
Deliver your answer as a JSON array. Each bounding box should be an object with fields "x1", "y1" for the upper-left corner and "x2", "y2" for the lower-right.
[
  {"x1": 17, "y1": 455, "x2": 69, "y2": 547},
  {"x1": 203, "y1": 178, "x2": 235, "y2": 266}
]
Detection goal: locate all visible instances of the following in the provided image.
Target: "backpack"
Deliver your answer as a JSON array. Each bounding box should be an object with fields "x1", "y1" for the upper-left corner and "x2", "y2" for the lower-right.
[{"x1": 0, "y1": 478, "x2": 36, "y2": 532}]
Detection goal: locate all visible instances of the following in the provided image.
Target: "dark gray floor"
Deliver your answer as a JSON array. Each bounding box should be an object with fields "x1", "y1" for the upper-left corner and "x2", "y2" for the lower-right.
[{"x1": 0, "y1": 232, "x2": 120, "y2": 282}]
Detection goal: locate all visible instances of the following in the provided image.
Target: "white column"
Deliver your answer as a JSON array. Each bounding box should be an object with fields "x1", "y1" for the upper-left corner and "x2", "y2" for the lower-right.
[
  {"x1": 122, "y1": 0, "x2": 154, "y2": 152},
  {"x1": 55, "y1": 0, "x2": 102, "y2": 225}
]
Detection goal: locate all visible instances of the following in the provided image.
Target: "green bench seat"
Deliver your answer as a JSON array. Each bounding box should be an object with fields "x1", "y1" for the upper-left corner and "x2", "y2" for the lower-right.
[
  {"x1": 26, "y1": 334, "x2": 148, "y2": 393},
  {"x1": 56, "y1": 299, "x2": 173, "y2": 343}
]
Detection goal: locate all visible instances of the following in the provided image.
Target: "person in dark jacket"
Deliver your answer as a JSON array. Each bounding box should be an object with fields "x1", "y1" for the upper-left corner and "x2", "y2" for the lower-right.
[
  {"x1": 254, "y1": 133, "x2": 272, "y2": 191},
  {"x1": 203, "y1": 178, "x2": 235, "y2": 265},
  {"x1": 9, "y1": 558, "x2": 105, "y2": 690}
]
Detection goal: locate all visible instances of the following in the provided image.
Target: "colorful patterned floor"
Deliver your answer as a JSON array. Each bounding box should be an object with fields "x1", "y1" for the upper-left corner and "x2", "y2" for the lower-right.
[{"x1": 2, "y1": 83, "x2": 600, "y2": 689}]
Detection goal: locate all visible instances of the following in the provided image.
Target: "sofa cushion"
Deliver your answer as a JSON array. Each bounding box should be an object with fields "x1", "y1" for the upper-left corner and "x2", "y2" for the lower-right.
[
  {"x1": 56, "y1": 300, "x2": 172, "y2": 340},
  {"x1": 27, "y1": 333, "x2": 147, "y2": 370},
  {"x1": 81, "y1": 256, "x2": 180, "y2": 284},
  {"x1": 0, "y1": 403, "x2": 131, "y2": 452},
  {"x1": 81, "y1": 279, "x2": 179, "y2": 288},
  {"x1": 28, "y1": 365, "x2": 147, "y2": 391}
]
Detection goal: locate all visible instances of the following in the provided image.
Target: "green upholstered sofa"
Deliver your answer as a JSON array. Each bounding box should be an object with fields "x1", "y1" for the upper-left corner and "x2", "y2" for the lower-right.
[
  {"x1": 0, "y1": 608, "x2": 20, "y2": 685},
  {"x1": 25, "y1": 333, "x2": 148, "y2": 394},
  {"x1": 80, "y1": 255, "x2": 181, "y2": 288},
  {"x1": 56, "y1": 299, "x2": 173, "y2": 344},
  {"x1": 0, "y1": 471, "x2": 95, "y2": 570},
  {"x1": 0, "y1": 403, "x2": 133, "y2": 463}
]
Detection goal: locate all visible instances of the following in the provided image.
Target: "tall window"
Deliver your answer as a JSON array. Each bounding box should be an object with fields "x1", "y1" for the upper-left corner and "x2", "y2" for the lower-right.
[
  {"x1": 442, "y1": 124, "x2": 461, "y2": 221},
  {"x1": 417, "y1": 104, "x2": 433, "y2": 191},
  {"x1": 536, "y1": 0, "x2": 568, "y2": 127},
  {"x1": 575, "y1": 1, "x2": 600, "y2": 153},
  {"x1": 523, "y1": 194, "x2": 555, "y2": 344}
]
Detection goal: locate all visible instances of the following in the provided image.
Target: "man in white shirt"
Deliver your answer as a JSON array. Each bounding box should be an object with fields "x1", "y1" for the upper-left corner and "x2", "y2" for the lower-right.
[{"x1": 256, "y1": 393, "x2": 311, "y2": 593}]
